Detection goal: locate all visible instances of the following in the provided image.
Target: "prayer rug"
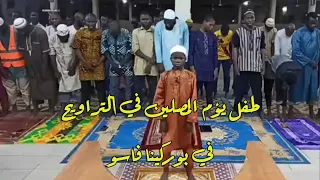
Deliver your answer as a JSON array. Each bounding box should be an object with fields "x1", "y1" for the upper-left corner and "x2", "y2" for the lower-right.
[
  {"x1": 61, "y1": 116, "x2": 309, "y2": 164},
  {"x1": 134, "y1": 167, "x2": 216, "y2": 180},
  {"x1": 115, "y1": 162, "x2": 236, "y2": 180},
  {"x1": 271, "y1": 118, "x2": 320, "y2": 150},
  {"x1": 18, "y1": 116, "x2": 102, "y2": 144},
  {"x1": 0, "y1": 112, "x2": 49, "y2": 144}
]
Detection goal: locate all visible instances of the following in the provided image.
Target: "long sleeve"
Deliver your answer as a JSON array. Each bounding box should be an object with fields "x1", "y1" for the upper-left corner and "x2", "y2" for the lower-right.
[
  {"x1": 292, "y1": 31, "x2": 311, "y2": 66},
  {"x1": 274, "y1": 31, "x2": 281, "y2": 55},
  {"x1": 182, "y1": 23, "x2": 189, "y2": 58},
  {"x1": 153, "y1": 72, "x2": 166, "y2": 120},
  {"x1": 154, "y1": 24, "x2": 163, "y2": 64},
  {"x1": 39, "y1": 29, "x2": 50, "y2": 53},
  {"x1": 48, "y1": 35, "x2": 56, "y2": 56},
  {"x1": 126, "y1": 30, "x2": 132, "y2": 55},
  {"x1": 187, "y1": 75, "x2": 198, "y2": 123},
  {"x1": 132, "y1": 29, "x2": 140, "y2": 54},
  {"x1": 212, "y1": 34, "x2": 218, "y2": 69},
  {"x1": 101, "y1": 30, "x2": 108, "y2": 55},
  {"x1": 188, "y1": 33, "x2": 195, "y2": 66}
]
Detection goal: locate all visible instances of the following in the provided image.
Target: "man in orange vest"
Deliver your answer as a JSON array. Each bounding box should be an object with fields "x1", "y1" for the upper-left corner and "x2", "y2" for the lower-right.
[{"x1": 0, "y1": 17, "x2": 30, "y2": 112}]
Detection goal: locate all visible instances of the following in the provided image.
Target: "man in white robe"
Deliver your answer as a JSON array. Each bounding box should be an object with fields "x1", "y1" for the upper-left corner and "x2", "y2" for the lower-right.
[
  {"x1": 49, "y1": 24, "x2": 81, "y2": 118},
  {"x1": 154, "y1": 9, "x2": 189, "y2": 73}
]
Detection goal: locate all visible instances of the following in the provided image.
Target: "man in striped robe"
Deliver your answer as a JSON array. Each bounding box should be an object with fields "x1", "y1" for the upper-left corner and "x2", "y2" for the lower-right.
[{"x1": 232, "y1": 10, "x2": 267, "y2": 118}]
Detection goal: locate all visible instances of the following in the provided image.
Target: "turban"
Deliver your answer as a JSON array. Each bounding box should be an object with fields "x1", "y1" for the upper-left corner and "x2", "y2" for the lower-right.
[
  {"x1": 0, "y1": 17, "x2": 4, "y2": 27},
  {"x1": 13, "y1": 18, "x2": 27, "y2": 29},
  {"x1": 265, "y1": 18, "x2": 275, "y2": 28},
  {"x1": 57, "y1": 24, "x2": 69, "y2": 36},
  {"x1": 164, "y1": 9, "x2": 176, "y2": 20},
  {"x1": 170, "y1": 45, "x2": 187, "y2": 57}
]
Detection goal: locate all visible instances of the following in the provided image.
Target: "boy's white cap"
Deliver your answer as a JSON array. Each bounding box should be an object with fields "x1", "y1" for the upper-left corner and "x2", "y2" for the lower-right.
[{"x1": 170, "y1": 45, "x2": 187, "y2": 57}]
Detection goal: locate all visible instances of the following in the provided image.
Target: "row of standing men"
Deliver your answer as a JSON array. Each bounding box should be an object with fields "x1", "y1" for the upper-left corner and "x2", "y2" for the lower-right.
[{"x1": 0, "y1": 9, "x2": 319, "y2": 120}]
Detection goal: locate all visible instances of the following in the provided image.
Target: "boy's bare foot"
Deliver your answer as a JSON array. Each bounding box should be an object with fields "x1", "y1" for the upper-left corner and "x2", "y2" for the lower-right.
[
  {"x1": 160, "y1": 170, "x2": 169, "y2": 180},
  {"x1": 187, "y1": 171, "x2": 196, "y2": 180}
]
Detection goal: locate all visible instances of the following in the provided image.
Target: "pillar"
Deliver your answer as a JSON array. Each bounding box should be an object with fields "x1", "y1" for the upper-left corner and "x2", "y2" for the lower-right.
[
  {"x1": 269, "y1": 0, "x2": 276, "y2": 19},
  {"x1": 92, "y1": 0, "x2": 99, "y2": 17},
  {"x1": 308, "y1": 0, "x2": 316, "y2": 12},
  {"x1": 1, "y1": 0, "x2": 8, "y2": 22},
  {"x1": 116, "y1": 0, "x2": 119, "y2": 21},
  {"x1": 49, "y1": 0, "x2": 58, "y2": 11},
  {"x1": 238, "y1": 4, "x2": 242, "y2": 24},
  {"x1": 175, "y1": 0, "x2": 191, "y2": 20},
  {"x1": 129, "y1": 1, "x2": 132, "y2": 21}
]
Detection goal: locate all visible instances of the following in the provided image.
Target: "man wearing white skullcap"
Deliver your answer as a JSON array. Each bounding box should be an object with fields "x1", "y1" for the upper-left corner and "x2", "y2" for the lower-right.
[
  {"x1": 151, "y1": 44, "x2": 198, "y2": 180},
  {"x1": 260, "y1": 17, "x2": 277, "y2": 116},
  {"x1": 0, "y1": 17, "x2": 30, "y2": 113},
  {"x1": 154, "y1": 9, "x2": 189, "y2": 72},
  {"x1": 15, "y1": 17, "x2": 58, "y2": 115},
  {"x1": 49, "y1": 24, "x2": 81, "y2": 119}
]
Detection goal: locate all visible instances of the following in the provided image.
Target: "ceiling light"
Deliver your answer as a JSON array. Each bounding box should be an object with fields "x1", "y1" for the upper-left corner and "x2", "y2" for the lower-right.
[
  {"x1": 243, "y1": 1, "x2": 249, "y2": 6},
  {"x1": 282, "y1": 6, "x2": 287, "y2": 13},
  {"x1": 122, "y1": 0, "x2": 127, "y2": 4}
]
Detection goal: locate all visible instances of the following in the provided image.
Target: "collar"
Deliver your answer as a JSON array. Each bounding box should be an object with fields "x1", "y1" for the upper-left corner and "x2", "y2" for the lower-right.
[
  {"x1": 140, "y1": 26, "x2": 153, "y2": 32},
  {"x1": 242, "y1": 24, "x2": 257, "y2": 31}
]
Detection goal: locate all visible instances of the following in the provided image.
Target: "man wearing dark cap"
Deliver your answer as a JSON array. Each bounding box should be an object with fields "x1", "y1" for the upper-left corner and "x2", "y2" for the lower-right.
[{"x1": 232, "y1": 10, "x2": 267, "y2": 118}]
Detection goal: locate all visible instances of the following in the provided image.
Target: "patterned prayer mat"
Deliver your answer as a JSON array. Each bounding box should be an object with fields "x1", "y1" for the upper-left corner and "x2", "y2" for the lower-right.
[
  {"x1": 61, "y1": 116, "x2": 309, "y2": 164},
  {"x1": 18, "y1": 116, "x2": 101, "y2": 144},
  {"x1": 271, "y1": 118, "x2": 320, "y2": 150},
  {"x1": 115, "y1": 162, "x2": 236, "y2": 180},
  {"x1": 0, "y1": 112, "x2": 49, "y2": 144},
  {"x1": 134, "y1": 167, "x2": 215, "y2": 180}
]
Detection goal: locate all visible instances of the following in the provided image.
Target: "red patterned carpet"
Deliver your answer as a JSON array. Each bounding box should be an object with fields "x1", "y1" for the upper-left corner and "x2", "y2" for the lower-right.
[
  {"x1": 141, "y1": 118, "x2": 203, "y2": 150},
  {"x1": 0, "y1": 112, "x2": 50, "y2": 144}
]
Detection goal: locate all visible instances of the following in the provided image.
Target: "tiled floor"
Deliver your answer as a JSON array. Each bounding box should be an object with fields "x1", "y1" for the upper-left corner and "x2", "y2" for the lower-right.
[{"x1": 0, "y1": 144, "x2": 319, "y2": 180}]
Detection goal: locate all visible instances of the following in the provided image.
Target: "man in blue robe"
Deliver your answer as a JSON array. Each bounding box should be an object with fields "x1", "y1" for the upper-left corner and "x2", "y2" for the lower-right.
[
  {"x1": 189, "y1": 14, "x2": 218, "y2": 105},
  {"x1": 289, "y1": 12, "x2": 320, "y2": 118},
  {"x1": 154, "y1": 9, "x2": 189, "y2": 73}
]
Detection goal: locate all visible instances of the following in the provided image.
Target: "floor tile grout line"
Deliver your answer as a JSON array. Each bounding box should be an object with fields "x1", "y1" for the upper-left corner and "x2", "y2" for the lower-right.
[{"x1": 21, "y1": 163, "x2": 40, "y2": 180}]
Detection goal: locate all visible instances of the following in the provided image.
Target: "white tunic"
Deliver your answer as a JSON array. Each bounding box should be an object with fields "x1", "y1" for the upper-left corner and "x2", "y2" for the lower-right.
[
  {"x1": 49, "y1": 33, "x2": 81, "y2": 92},
  {"x1": 67, "y1": 25, "x2": 77, "y2": 35},
  {"x1": 274, "y1": 28, "x2": 294, "y2": 58},
  {"x1": 46, "y1": 25, "x2": 57, "y2": 37}
]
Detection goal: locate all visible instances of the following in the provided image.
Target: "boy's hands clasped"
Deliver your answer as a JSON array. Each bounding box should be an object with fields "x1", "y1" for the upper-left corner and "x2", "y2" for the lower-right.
[{"x1": 160, "y1": 119, "x2": 194, "y2": 133}]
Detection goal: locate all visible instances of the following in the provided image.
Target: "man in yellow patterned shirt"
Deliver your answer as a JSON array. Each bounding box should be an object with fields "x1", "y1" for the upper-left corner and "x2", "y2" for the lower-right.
[
  {"x1": 73, "y1": 14, "x2": 106, "y2": 115},
  {"x1": 214, "y1": 24, "x2": 233, "y2": 98}
]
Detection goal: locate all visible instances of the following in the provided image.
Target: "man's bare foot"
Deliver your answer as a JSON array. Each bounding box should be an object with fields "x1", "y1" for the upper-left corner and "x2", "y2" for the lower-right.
[
  {"x1": 0, "y1": 111, "x2": 9, "y2": 117},
  {"x1": 316, "y1": 110, "x2": 320, "y2": 118},
  {"x1": 187, "y1": 171, "x2": 196, "y2": 180},
  {"x1": 12, "y1": 105, "x2": 18, "y2": 112},
  {"x1": 287, "y1": 105, "x2": 297, "y2": 119},
  {"x1": 160, "y1": 171, "x2": 169, "y2": 180},
  {"x1": 309, "y1": 112, "x2": 315, "y2": 119},
  {"x1": 32, "y1": 108, "x2": 39, "y2": 117}
]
